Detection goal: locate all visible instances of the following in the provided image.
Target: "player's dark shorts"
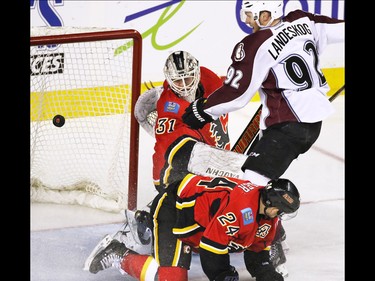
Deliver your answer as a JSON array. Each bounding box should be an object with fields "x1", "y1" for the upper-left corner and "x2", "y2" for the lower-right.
[
  {"x1": 149, "y1": 183, "x2": 192, "y2": 269},
  {"x1": 241, "y1": 121, "x2": 322, "y2": 179}
]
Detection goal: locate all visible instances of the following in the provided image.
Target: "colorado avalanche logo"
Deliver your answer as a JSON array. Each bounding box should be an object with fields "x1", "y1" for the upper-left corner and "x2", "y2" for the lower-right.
[{"x1": 234, "y1": 43, "x2": 245, "y2": 62}]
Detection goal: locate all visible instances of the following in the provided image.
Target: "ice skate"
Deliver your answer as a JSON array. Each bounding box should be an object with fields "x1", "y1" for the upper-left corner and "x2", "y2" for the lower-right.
[
  {"x1": 84, "y1": 209, "x2": 153, "y2": 274},
  {"x1": 269, "y1": 222, "x2": 289, "y2": 277},
  {"x1": 270, "y1": 240, "x2": 288, "y2": 277},
  {"x1": 278, "y1": 228, "x2": 289, "y2": 254},
  {"x1": 281, "y1": 238, "x2": 290, "y2": 254},
  {"x1": 119, "y1": 209, "x2": 153, "y2": 255},
  {"x1": 84, "y1": 235, "x2": 129, "y2": 274}
]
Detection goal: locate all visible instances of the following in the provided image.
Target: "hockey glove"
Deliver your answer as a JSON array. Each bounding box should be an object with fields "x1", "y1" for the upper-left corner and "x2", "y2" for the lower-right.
[
  {"x1": 134, "y1": 86, "x2": 162, "y2": 137},
  {"x1": 255, "y1": 270, "x2": 284, "y2": 281},
  {"x1": 182, "y1": 97, "x2": 213, "y2": 129},
  {"x1": 244, "y1": 250, "x2": 283, "y2": 281},
  {"x1": 213, "y1": 266, "x2": 239, "y2": 281}
]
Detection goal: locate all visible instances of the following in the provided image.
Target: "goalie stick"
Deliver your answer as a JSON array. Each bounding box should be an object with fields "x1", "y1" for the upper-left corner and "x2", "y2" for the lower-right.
[{"x1": 231, "y1": 85, "x2": 345, "y2": 155}]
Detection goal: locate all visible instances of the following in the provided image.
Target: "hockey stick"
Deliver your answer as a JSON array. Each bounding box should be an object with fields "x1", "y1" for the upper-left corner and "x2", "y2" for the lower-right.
[
  {"x1": 328, "y1": 84, "x2": 345, "y2": 103},
  {"x1": 231, "y1": 105, "x2": 262, "y2": 154},
  {"x1": 231, "y1": 85, "x2": 345, "y2": 155}
]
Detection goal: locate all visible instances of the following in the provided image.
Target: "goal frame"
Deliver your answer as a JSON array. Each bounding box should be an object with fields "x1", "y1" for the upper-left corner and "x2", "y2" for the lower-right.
[{"x1": 30, "y1": 29, "x2": 142, "y2": 210}]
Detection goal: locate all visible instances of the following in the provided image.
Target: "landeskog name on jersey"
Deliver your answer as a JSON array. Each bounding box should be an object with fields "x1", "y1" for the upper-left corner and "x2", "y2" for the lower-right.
[{"x1": 269, "y1": 23, "x2": 312, "y2": 60}]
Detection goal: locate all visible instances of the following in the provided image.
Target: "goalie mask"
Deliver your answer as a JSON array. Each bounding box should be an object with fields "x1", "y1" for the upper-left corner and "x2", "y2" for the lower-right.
[
  {"x1": 240, "y1": 0, "x2": 284, "y2": 28},
  {"x1": 260, "y1": 178, "x2": 300, "y2": 220},
  {"x1": 163, "y1": 51, "x2": 201, "y2": 103}
]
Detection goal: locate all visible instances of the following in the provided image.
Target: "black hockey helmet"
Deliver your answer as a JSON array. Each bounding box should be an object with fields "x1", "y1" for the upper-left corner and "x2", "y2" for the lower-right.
[{"x1": 260, "y1": 178, "x2": 300, "y2": 217}]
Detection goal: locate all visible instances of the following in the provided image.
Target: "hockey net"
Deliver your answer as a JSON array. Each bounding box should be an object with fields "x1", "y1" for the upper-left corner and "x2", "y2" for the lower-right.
[{"x1": 30, "y1": 27, "x2": 142, "y2": 212}]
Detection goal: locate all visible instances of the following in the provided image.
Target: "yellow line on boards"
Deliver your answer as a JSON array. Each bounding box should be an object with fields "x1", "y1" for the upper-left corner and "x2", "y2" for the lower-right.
[{"x1": 30, "y1": 67, "x2": 344, "y2": 121}]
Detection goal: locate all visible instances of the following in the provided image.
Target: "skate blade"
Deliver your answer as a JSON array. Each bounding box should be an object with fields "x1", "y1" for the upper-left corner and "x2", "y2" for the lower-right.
[
  {"x1": 281, "y1": 240, "x2": 290, "y2": 254},
  {"x1": 83, "y1": 234, "x2": 113, "y2": 271},
  {"x1": 275, "y1": 263, "x2": 289, "y2": 278}
]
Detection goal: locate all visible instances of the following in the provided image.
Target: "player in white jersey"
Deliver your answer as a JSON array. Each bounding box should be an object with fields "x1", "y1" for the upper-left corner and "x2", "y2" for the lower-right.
[{"x1": 182, "y1": 0, "x2": 345, "y2": 277}]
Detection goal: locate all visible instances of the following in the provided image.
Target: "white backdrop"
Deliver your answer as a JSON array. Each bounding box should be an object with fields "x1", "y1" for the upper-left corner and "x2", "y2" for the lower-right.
[{"x1": 30, "y1": 0, "x2": 345, "y2": 82}]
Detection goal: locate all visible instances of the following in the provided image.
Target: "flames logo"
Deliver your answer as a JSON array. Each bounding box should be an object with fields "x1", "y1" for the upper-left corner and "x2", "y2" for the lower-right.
[{"x1": 210, "y1": 116, "x2": 230, "y2": 149}]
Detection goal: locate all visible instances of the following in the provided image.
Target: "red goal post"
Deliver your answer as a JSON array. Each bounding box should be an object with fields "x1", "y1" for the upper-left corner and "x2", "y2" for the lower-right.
[{"x1": 30, "y1": 27, "x2": 142, "y2": 212}]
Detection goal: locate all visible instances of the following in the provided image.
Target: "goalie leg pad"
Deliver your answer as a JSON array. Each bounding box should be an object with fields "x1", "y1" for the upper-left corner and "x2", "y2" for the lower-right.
[{"x1": 187, "y1": 142, "x2": 247, "y2": 179}]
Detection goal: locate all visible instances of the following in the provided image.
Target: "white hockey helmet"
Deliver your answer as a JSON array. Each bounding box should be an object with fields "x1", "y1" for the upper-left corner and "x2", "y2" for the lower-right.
[
  {"x1": 163, "y1": 50, "x2": 201, "y2": 103},
  {"x1": 240, "y1": 0, "x2": 284, "y2": 28}
]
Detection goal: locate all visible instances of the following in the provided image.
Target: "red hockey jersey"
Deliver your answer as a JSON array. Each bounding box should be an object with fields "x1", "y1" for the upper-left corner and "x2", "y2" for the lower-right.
[
  {"x1": 152, "y1": 67, "x2": 230, "y2": 189},
  {"x1": 172, "y1": 174, "x2": 278, "y2": 254}
]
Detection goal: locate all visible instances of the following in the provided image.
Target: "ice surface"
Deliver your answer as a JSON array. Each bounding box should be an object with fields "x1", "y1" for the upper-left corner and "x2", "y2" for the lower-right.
[{"x1": 31, "y1": 96, "x2": 345, "y2": 281}]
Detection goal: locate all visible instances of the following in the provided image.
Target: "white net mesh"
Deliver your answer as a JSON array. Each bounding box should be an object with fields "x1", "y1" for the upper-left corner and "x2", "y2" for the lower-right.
[{"x1": 30, "y1": 27, "x2": 139, "y2": 212}]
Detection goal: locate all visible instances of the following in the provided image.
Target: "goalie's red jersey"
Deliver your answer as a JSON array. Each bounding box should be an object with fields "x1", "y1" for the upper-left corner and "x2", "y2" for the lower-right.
[
  {"x1": 153, "y1": 66, "x2": 230, "y2": 190},
  {"x1": 172, "y1": 174, "x2": 278, "y2": 254}
]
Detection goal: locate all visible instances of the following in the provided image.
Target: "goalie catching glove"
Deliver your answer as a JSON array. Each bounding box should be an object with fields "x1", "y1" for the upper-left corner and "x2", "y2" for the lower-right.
[
  {"x1": 182, "y1": 97, "x2": 213, "y2": 129},
  {"x1": 134, "y1": 86, "x2": 163, "y2": 137}
]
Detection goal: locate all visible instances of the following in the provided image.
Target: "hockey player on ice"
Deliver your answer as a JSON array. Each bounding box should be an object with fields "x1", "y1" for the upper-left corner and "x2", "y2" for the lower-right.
[
  {"x1": 83, "y1": 50, "x2": 276, "y2": 280},
  {"x1": 181, "y1": 0, "x2": 345, "y2": 276},
  {"x1": 137, "y1": 50, "x2": 232, "y2": 193},
  {"x1": 85, "y1": 177, "x2": 300, "y2": 281}
]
